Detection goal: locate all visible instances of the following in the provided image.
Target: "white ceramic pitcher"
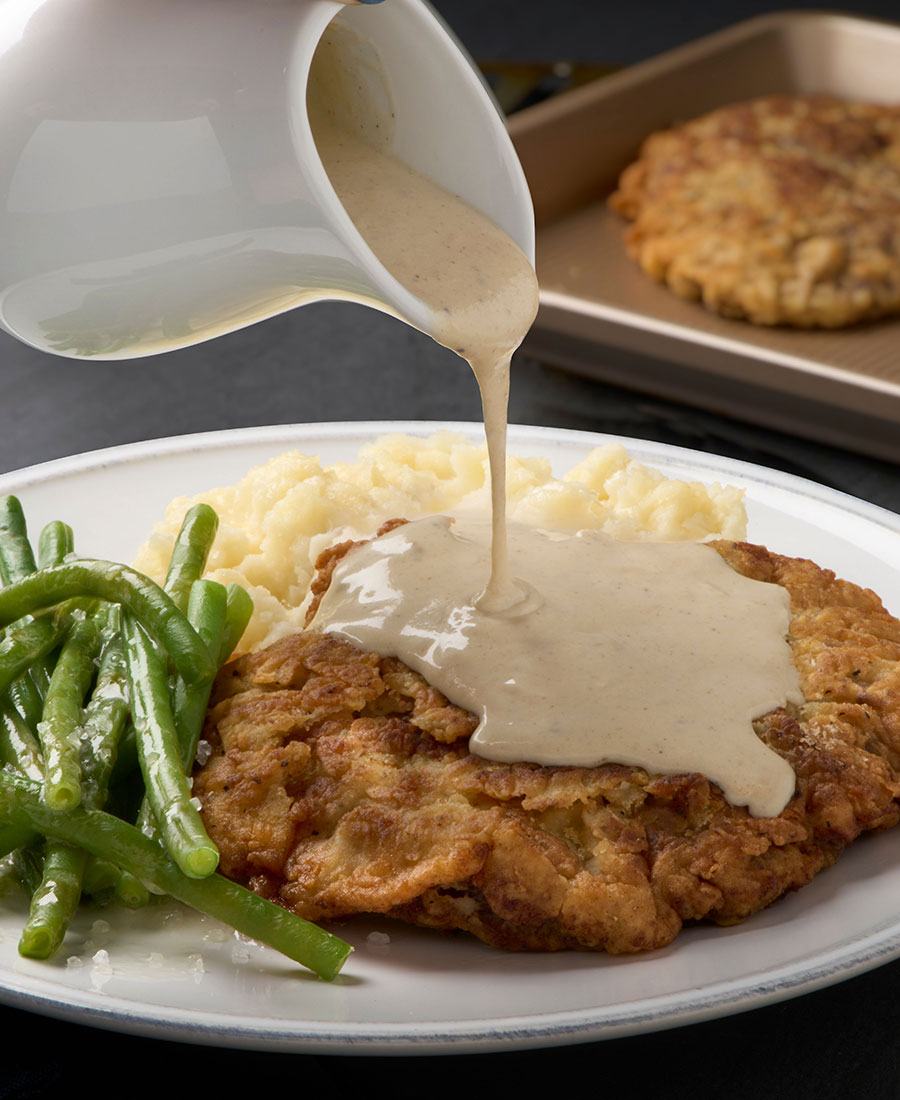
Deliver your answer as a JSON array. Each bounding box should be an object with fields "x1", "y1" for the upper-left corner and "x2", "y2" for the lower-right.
[{"x1": 0, "y1": 0, "x2": 534, "y2": 359}]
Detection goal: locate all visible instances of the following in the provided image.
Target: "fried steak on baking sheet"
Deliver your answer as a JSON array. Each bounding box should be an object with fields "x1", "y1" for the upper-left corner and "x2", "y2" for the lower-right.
[
  {"x1": 193, "y1": 535, "x2": 900, "y2": 954},
  {"x1": 609, "y1": 95, "x2": 900, "y2": 328}
]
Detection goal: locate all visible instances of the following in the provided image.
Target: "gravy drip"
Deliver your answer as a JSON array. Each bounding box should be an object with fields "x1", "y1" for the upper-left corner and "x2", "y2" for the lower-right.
[
  {"x1": 309, "y1": 96, "x2": 802, "y2": 817},
  {"x1": 310, "y1": 106, "x2": 537, "y2": 609}
]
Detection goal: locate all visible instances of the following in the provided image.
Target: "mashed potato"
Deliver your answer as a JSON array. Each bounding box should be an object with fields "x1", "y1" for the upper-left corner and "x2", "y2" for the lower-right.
[{"x1": 133, "y1": 432, "x2": 746, "y2": 652}]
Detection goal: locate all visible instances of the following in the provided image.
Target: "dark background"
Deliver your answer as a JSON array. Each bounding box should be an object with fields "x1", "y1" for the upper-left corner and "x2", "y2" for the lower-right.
[{"x1": 3, "y1": 1, "x2": 900, "y2": 1096}]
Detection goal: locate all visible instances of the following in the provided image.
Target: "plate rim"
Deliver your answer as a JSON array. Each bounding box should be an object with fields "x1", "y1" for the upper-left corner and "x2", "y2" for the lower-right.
[
  {"x1": 3, "y1": 909, "x2": 900, "y2": 1055},
  {"x1": 3, "y1": 416, "x2": 900, "y2": 535}
]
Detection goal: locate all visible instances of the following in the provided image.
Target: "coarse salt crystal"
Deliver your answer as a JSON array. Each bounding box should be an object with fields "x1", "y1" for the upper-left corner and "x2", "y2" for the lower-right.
[{"x1": 92, "y1": 949, "x2": 112, "y2": 972}]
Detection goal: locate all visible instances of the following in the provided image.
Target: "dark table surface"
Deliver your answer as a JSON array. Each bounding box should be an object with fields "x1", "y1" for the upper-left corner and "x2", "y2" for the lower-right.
[{"x1": 4, "y1": 1, "x2": 900, "y2": 1096}]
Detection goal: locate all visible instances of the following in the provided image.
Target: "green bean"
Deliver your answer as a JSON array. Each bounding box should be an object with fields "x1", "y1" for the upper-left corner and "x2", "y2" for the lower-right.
[
  {"x1": 19, "y1": 842, "x2": 86, "y2": 959},
  {"x1": 24, "y1": 609, "x2": 106, "y2": 949},
  {"x1": 38, "y1": 613, "x2": 104, "y2": 811},
  {"x1": 79, "y1": 610, "x2": 129, "y2": 810},
  {"x1": 133, "y1": 579, "x2": 227, "y2": 832},
  {"x1": 0, "y1": 612, "x2": 69, "y2": 699},
  {"x1": 0, "y1": 496, "x2": 37, "y2": 586},
  {"x1": 218, "y1": 583, "x2": 254, "y2": 665},
  {"x1": 0, "y1": 501, "x2": 48, "y2": 858},
  {"x1": 28, "y1": 660, "x2": 52, "y2": 702},
  {"x1": 24, "y1": 607, "x2": 129, "y2": 943},
  {"x1": 8, "y1": 673, "x2": 45, "y2": 731},
  {"x1": 132, "y1": 579, "x2": 229, "y2": 842},
  {"x1": 0, "y1": 691, "x2": 46, "y2": 880},
  {"x1": 0, "y1": 854, "x2": 21, "y2": 897},
  {"x1": 0, "y1": 699, "x2": 43, "y2": 781},
  {"x1": 0, "y1": 512, "x2": 90, "y2": 956},
  {"x1": 185, "y1": 579, "x2": 227, "y2": 665},
  {"x1": 0, "y1": 822, "x2": 37, "y2": 859},
  {"x1": 11, "y1": 843, "x2": 43, "y2": 896},
  {"x1": 0, "y1": 561, "x2": 216, "y2": 686},
  {"x1": 0, "y1": 690, "x2": 44, "y2": 886},
  {"x1": 132, "y1": 791, "x2": 155, "y2": 840},
  {"x1": 37, "y1": 521, "x2": 74, "y2": 571},
  {"x1": 0, "y1": 770, "x2": 353, "y2": 980},
  {"x1": 0, "y1": 503, "x2": 60, "y2": 727},
  {"x1": 27, "y1": 519, "x2": 76, "y2": 715},
  {"x1": 76, "y1": 611, "x2": 133, "y2": 902},
  {"x1": 164, "y1": 504, "x2": 219, "y2": 614},
  {"x1": 81, "y1": 855, "x2": 120, "y2": 897},
  {"x1": 123, "y1": 612, "x2": 218, "y2": 879},
  {"x1": 173, "y1": 579, "x2": 226, "y2": 768},
  {"x1": 113, "y1": 869, "x2": 150, "y2": 910},
  {"x1": 75, "y1": 607, "x2": 137, "y2": 857}
]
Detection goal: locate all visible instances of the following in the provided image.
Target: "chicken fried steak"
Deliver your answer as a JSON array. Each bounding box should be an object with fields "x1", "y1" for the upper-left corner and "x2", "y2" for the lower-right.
[
  {"x1": 609, "y1": 95, "x2": 900, "y2": 328},
  {"x1": 193, "y1": 539, "x2": 900, "y2": 954}
]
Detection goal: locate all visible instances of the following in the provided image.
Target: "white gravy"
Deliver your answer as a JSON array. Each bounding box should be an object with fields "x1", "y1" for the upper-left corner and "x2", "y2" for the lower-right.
[
  {"x1": 309, "y1": 91, "x2": 803, "y2": 817},
  {"x1": 312, "y1": 515, "x2": 800, "y2": 818}
]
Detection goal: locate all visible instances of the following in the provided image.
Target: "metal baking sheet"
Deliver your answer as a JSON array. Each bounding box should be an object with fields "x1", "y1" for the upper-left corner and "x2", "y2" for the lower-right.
[{"x1": 507, "y1": 11, "x2": 900, "y2": 463}]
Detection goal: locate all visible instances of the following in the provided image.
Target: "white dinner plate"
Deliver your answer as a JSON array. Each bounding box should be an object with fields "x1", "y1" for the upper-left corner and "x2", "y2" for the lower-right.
[{"x1": 0, "y1": 420, "x2": 899, "y2": 1055}]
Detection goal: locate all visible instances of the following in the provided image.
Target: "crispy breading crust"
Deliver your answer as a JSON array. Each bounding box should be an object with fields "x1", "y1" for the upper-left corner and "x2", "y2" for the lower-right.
[
  {"x1": 608, "y1": 95, "x2": 900, "y2": 327},
  {"x1": 194, "y1": 540, "x2": 900, "y2": 953}
]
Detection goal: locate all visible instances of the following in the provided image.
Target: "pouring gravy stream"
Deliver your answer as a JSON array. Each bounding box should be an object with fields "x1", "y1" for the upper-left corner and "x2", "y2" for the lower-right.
[{"x1": 308, "y1": 95, "x2": 802, "y2": 818}]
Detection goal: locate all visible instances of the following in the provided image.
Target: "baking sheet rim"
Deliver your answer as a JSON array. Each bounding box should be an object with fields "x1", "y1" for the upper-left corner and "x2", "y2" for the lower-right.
[{"x1": 537, "y1": 288, "x2": 900, "y2": 401}]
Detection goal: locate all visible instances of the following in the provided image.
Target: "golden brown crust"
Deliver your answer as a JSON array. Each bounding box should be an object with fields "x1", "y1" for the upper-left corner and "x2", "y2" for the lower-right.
[
  {"x1": 608, "y1": 95, "x2": 900, "y2": 327},
  {"x1": 194, "y1": 540, "x2": 900, "y2": 954}
]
